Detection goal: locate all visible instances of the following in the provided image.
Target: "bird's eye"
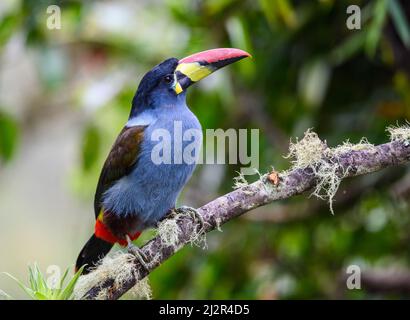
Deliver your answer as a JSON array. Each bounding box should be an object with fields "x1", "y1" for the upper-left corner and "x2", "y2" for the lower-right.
[{"x1": 164, "y1": 75, "x2": 173, "y2": 84}]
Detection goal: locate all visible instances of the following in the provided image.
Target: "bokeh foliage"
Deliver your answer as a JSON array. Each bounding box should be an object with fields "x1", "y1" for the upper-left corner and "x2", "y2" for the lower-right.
[{"x1": 1, "y1": 0, "x2": 410, "y2": 299}]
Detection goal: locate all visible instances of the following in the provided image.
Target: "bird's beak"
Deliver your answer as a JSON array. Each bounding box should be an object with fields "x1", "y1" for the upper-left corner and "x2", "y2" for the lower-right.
[{"x1": 173, "y1": 48, "x2": 251, "y2": 94}]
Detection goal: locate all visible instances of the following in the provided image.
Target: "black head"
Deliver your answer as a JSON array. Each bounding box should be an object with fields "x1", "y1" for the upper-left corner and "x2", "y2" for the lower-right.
[{"x1": 130, "y1": 58, "x2": 180, "y2": 118}]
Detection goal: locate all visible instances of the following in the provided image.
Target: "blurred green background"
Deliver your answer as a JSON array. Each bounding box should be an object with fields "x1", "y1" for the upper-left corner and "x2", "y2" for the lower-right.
[{"x1": 1, "y1": 0, "x2": 410, "y2": 299}]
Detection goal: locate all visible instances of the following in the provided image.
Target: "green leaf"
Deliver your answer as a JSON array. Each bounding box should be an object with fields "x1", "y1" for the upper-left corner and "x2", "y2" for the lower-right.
[
  {"x1": 389, "y1": 0, "x2": 410, "y2": 48},
  {"x1": 0, "y1": 289, "x2": 13, "y2": 300},
  {"x1": 59, "y1": 266, "x2": 85, "y2": 300},
  {"x1": 82, "y1": 125, "x2": 101, "y2": 171},
  {"x1": 0, "y1": 14, "x2": 21, "y2": 48},
  {"x1": 0, "y1": 111, "x2": 19, "y2": 162},
  {"x1": 59, "y1": 268, "x2": 69, "y2": 290},
  {"x1": 258, "y1": 0, "x2": 279, "y2": 28},
  {"x1": 276, "y1": 0, "x2": 297, "y2": 29},
  {"x1": 28, "y1": 266, "x2": 37, "y2": 291},
  {"x1": 33, "y1": 264, "x2": 47, "y2": 294},
  {"x1": 34, "y1": 292, "x2": 49, "y2": 300},
  {"x1": 3, "y1": 264, "x2": 85, "y2": 300},
  {"x1": 365, "y1": 0, "x2": 388, "y2": 57},
  {"x1": 2, "y1": 272, "x2": 37, "y2": 300},
  {"x1": 258, "y1": 0, "x2": 297, "y2": 29},
  {"x1": 329, "y1": 31, "x2": 367, "y2": 65}
]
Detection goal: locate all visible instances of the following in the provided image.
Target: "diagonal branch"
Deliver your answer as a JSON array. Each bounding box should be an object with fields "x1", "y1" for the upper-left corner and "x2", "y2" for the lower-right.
[{"x1": 81, "y1": 137, "x2": 410, "y2": 300}]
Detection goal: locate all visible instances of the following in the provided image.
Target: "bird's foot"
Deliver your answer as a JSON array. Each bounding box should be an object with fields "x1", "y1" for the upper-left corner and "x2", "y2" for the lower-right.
[
  {"x1": 125, "y1": 235, "x2": 150, "y2": 270},
  {"x1": 175, "y1": 206, "x2": 205, "y2": 234}
]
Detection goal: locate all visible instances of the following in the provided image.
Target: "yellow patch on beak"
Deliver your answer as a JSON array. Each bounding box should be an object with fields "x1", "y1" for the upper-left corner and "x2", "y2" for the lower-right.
[
  {"x1": 176, "y1": 62, "x2": 213, "y2": 82},
  {"x1": 174, "y1": 81, "x2": 183, "y2": 94}
]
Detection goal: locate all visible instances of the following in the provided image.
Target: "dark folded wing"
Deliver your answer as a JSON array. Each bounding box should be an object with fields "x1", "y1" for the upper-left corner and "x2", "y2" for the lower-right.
[{"x1": 94, "y1": 125, "x2": 146, "y2": 218}]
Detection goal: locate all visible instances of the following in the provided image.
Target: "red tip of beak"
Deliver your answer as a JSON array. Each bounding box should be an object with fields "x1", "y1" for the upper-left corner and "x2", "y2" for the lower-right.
[{"x1": 179, "y1": 48, "x2": 251, "y2": 64}]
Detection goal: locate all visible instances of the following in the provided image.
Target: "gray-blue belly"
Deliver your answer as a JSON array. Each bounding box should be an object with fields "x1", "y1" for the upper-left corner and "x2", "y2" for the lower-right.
[{"x1": 102, "y1": 127, "x2": 202, "y2": 228}]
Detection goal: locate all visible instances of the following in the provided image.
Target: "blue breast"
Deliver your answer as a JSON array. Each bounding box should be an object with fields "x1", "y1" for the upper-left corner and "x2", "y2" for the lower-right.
[{"x1": 102, "y1": 104, "x2": 202, "y2": 229}]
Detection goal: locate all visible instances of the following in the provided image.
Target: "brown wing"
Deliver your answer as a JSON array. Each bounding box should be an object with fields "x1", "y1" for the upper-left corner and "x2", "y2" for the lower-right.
[{"x1": 94, "y1": 125, "x2": 145, "y2": 218}]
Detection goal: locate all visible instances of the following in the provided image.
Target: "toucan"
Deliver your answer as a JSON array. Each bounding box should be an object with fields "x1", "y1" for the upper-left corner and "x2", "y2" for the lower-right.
[{"x1": 75, "y1": 48, "x2": 251, "y2": 274}]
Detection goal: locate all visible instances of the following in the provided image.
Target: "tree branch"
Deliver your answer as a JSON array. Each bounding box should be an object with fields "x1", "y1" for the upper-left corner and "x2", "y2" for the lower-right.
[
  {"x1": 81, "y1": 138, "x2": 410, "y2": 300},
  {"x1": 338, "y1": 268, "x2": 410, "y2": 296},
  {"x1": 360, "y1": 268, "x2": 410, "y2": 295},
  {"x1": 244, "y1": 166, "x2": 405, "y2": 224}
]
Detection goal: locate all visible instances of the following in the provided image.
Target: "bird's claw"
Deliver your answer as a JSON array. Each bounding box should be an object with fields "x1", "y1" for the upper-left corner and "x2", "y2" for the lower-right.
[
  {"x1": 126, "y1": 235, "x2": 150, "y2": 270},
  {"x1": 175, "y1": 206, "x2": 205, "y2": 234}
]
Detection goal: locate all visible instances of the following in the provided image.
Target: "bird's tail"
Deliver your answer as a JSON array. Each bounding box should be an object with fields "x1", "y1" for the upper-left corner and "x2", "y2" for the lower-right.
[{"x1": 75, "y1": 234, "x2": 113, "y2": 274}]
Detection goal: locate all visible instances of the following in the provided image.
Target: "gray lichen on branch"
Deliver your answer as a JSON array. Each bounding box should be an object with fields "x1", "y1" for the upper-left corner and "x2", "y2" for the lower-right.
[
  {"x1": 75, "y1": 125, "x2": 410, "y2": 300},
  {"x1": 387, "y1": 123, "x2": 410, "y2": 142},
  {"x1": 74, "y1": 252, "x2": 152, "y2": 300},
  {"x1": 285, "y1": 129, "x2": 376, "y2": 214}
]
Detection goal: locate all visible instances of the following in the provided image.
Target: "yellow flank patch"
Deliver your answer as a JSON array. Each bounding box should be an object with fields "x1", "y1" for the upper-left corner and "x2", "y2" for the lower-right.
[
  {"x1": 97, "y1": 210, "x2": 104, "y2": 221},
  {"x1": 176, "y1": 62, "x2": 212, "y2": 82}
]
